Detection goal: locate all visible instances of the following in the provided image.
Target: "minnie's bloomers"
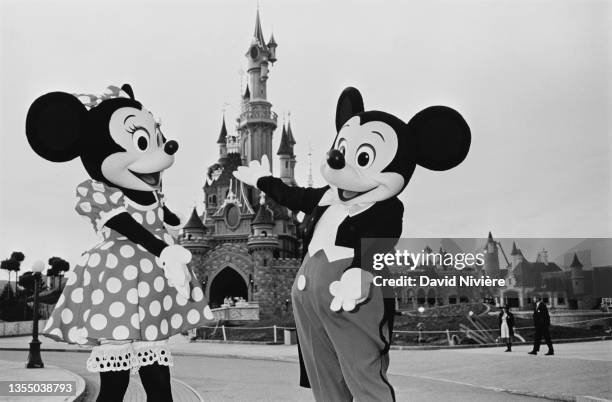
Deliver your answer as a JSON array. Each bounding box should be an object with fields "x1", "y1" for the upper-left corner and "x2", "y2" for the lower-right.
[{"x1": 43, "y1": 179, "x2": 214, "y2": 372}]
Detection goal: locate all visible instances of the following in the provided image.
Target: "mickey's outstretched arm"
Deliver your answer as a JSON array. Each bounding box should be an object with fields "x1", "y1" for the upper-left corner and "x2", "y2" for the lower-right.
[{"x1": 233, "y1": 155, "x2": 328, "y2": 214}]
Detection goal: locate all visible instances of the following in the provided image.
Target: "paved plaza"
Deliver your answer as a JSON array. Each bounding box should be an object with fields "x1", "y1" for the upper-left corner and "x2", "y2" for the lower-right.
[{"x1": 0, "y1": 337, "x2": 610, "y2": 401}]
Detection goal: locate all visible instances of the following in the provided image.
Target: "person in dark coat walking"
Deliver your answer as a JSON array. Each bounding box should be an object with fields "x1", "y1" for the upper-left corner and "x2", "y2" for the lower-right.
[
  {"x1": 498, "y1": 305, "x2": 515, "y2": 352},
  {"x1": 528, "y1": 296, "x2": 555, "y2": 355}
]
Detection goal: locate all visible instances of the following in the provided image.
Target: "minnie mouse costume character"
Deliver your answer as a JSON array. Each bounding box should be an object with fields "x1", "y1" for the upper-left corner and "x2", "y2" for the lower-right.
[
  {"x1": 26, "y1": 84, "x2": 214, "y2": 402},
  {"x1": 234, "y1": 87, "x2": 471, "y2": 401}
]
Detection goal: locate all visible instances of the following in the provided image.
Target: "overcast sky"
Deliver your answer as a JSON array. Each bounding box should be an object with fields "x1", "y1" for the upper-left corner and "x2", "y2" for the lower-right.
[{"x1": 0, "y1": 0, "x2": 610, "y2": 276}]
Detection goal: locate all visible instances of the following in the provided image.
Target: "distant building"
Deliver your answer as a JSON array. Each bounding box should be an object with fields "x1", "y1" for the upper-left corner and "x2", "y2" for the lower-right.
[
  {"x1": 394, "y1": 233, "x2": 612, "y2": 311},
  {"x1": 179, "y1": 10, "x2": 301, "y2": 319}
]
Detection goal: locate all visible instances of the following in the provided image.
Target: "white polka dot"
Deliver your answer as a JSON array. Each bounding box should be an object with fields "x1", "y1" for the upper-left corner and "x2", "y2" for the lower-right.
[
  {"x1": 140, "y1": 259, "x2": 153, "y2": 273},
  {"x1": 100, "y1": 241, "x2": 114, "y2": 250},
  {"x1": 158, "y1": 209, "x2": 164, "y2": 221},
  {"x1": 112, "y1": 326, "x2": 129, "y2": 340},
  {"x1": 203, "y1": 306, "x2": 214, "y2": 320},
  {"x1": 79, "y1": 202, "x2": 92, "y2": 213},
  {"x1": 79, "y1": 253, "x2": 90, "y2": 266},
  {"x1": 145, "y1": 325, "x2": 158, "y2": 340},
  {"x1": 98, "y1": 271, "x2": 105, "y2": 282},
  {"x1": 137, "y1": 244, "x2": 147, "y2": 252},
  {"x1": 146, "y1": 210, "x2": 156, "y2": 224},
  {"x1": 88, "y1": 253, "x2": 101, "y2": 267},
  {"x1": 153, "y1": 276, "x2": 165, "y2": 292},
  {"x1": 109, "y1": 191, "x2": 122, "y2": 204},
  {"x1": 71, "y1": 288, "x2": 83, "y2": 303},
  {"x1": 43, "y1": 317, "x2": 54, "y2": 331},
  {"x1": 91, "y1": 289, "x2": 104, "y2": 305},
  {"x1": 176, "y1": 293, "x2": 188, "y2": 306},
  {"x1": 297, "y1": 275, "x2": 306, "y2": 290},
  {"x1": 149, "y1": 300, "x2": 161, "y2": 317},
  {"x1": 171, "y1": 314, "x2": 183, "y2": 329},
  {"x1": 123, "y1": 265, "x2": 138, "y2": 280},
  {"x1": 65, "y1": 271, "x2": 77, "y2": 286},
  {"x1": 160, "y1": 319, "x2": 168, "y2": 335},
  {"x1": 106, "y1": 277, "x2": 122, "y2": 293},
  {"x1": 106, "y1": 254, "x2": 118, "y2": 269},
  {"x1": 92, "y1": 181, "x2": 105, "y2": 192},
  {"x1": 163, "y1": 295, "x2": 173, "y2": 311},
  {"x1": 109, "y1": 301, "x2": 125, "y2": 318},
  {"x1": 131, "y1": 313, "x2": 140, "y2": 329},
  {"x1": 191, "y1": 287, "x2": 204, "y2": 302},
  {"x1": 56, "y1": 294, "x2": 65, "y2": 307},
  {"x1": 83, "y1": 309, "x2": 90, "y2": 322},
  {"x1": 131, "y1": 212, "x2": 143, "y2": 224},
  {"x1": 90, "y1": 314, "x2": 107, "y2": 330},
  {"x1": 83, "y1": 271, "x2": 91, "y2": 286},
  {"x1": 93, "y1": 192, "x2": 106, "y2": 204},
  {"x1": 163, "y1": 233, "x2": 174, "y2": 245},
  {"x1": 126, "y1": 288, "x2": 138, "y2": 304},
  {"x1": 139, "y1": 306, "x2": 146, "y2": 321},
  {"x1": 120, "y1": 245, "x2": 135, "y2": 258},
  {"x1": 77, "y1": 186, "x2": 88, "y2": 196},
  {"x1": 67, "y1": 327, "x2": 79, "y2": 342},
  {"x1": 138, "y1": 282, "x2": 150, "y2": 298},
  {"x1": 187, "y1": 309, "x2": 200, "y2": 324}
]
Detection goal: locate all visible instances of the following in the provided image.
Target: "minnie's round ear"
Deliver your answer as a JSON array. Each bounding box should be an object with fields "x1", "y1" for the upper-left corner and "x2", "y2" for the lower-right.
[
  {"x1": 26, "y1": 92, "x2": 87, "y2": 162},
  {"x1": 410, "y1": 106, "x2": 471, "y2": 171},
  {"x1": 335, "y1": 87, "x2": 365, "y2": 132}
]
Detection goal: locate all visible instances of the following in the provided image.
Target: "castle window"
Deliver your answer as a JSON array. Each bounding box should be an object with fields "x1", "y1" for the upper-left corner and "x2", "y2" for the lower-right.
[
  {"x1": 263, "y1": 258, "x2": 268, "y2": 267},
  {"x1": 557, "y1": 297, "x2": 565, "y2": 305},
  {"x1": 285, "y1": 161, "x2": 288, "y2": 168}
]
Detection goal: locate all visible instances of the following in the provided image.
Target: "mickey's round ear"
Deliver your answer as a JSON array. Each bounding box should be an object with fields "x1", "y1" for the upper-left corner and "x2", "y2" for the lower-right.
[
  {"x1": 335, "y1": 87, "x2": 365, "y2": 132},
  {"x1": 26, "y1": 92, "x2": 87, "y2": 162},
  {"x1": 410, "y1": 106, "x2": 471, "y2": 171},
  {"x1": 121, "y1": 84, "x2": 135, "y2": 99}
]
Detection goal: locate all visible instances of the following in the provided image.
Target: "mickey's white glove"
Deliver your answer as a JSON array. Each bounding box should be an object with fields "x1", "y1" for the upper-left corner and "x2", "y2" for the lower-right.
[
  {"x1": 233, "y1": 155, "x2": 272, "y2": 187},
  {"x1": 329, "y1": 268, "x2": 374, "y2": 312},
  {"x1": 159, "y1": 245, "x2": 192, "y2": 298}
]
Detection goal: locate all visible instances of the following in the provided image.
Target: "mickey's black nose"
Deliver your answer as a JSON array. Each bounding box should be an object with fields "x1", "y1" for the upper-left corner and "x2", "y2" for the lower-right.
[
  {"x1": 164, "y1": 140, "x2": 179, "y2": 155},
  {"x1": 327, "y1": 149, "x2": 345, "y2": 170}
]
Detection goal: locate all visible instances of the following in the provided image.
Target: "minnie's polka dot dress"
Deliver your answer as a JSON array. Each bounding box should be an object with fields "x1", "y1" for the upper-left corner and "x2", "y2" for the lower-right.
[{"x1": 42, "y1": 179, "x2": 214, "y2": 372}]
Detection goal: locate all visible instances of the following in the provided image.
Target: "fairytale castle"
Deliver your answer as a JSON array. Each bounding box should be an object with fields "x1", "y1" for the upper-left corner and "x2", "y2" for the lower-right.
[{"x1": 179, "y1": 10, "x2": 302, "y2": 318}]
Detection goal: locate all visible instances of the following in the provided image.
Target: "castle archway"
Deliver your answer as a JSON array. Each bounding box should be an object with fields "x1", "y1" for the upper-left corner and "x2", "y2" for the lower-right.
[{"x1": 208, "y1": 266, "x2": 249, "y2": 308}]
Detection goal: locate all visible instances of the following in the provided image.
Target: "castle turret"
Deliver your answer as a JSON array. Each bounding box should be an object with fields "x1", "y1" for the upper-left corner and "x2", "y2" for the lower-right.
[
  {"x1": 238, "y1": 9, "x2": 278, "y2": 175},
  {"x1": 180, "y1": 208, "x2": 211, "y2": 257},
  {"x1": 570, "y1": 253, "x2": 584, "y2": 295},
  {"x1": 267, "y1": 33, "x2": 277, "y2": 63},
  {"x1": 248, "y1": 194, "x2": 279, "y2": 316},
  {"x1": 277, "y1": 123, "x2": 297, "y2": 186},
  {"x1": 510, "y1": 242, "x2": 524, "y2": 268},
  {"x1": 483, "y1": 231, "x2": 500, "y2": 277}
]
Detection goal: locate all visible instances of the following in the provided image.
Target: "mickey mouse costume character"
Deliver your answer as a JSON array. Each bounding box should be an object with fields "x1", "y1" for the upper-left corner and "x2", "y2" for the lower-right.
[
  {"x1": 234, "y1": 87, "x2": 471, "y2": 401},
  {"x1": 26, "y1": 84, "x2": 214, "y2": 402}
]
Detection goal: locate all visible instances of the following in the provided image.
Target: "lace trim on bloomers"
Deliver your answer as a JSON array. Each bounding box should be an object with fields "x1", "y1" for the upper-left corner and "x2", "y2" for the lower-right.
[{"x1": 86, "y1": 341, "x2": 173, "y2": 373}]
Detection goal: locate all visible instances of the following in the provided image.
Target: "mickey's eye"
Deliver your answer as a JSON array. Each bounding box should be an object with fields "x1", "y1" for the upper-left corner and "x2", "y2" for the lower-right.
[
  {"x1": 355, "y1": 144, "x2": 375, "y2": 168},
  {"x1": 337, "y1": 138, "x2": 347, "y2": 157},
  {"x1": 132, "y1": 129, "x2": 150, "y2": 152}
]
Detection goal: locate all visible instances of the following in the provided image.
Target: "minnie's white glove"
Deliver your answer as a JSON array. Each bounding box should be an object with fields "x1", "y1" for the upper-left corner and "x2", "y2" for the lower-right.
[
  {"x1": 233, "y1": 155, "x2": 272, "y2": 187},
  {"x1": 159, "y1": 245, "x2": 192, "y2": 298},
  {"x1": 329, "y1": 268, "x2": 374, "y2": 312}
]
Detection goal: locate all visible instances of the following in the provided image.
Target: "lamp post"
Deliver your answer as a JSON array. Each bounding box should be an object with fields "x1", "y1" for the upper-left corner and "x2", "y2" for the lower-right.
[{"x1": 26, "y1": 260, "x2": 45, "y2": 368}]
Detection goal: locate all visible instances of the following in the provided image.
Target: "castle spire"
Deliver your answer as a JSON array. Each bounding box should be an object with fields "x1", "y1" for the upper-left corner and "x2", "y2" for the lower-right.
[
  {"x1": 253, "y1": 9, "x2": 266, "y2": 48},
  {"x1": 217, "y1": 116, "x2": 228, "y2": 144},
  {"x1": 570, "y1": 253, "x2": 583, "y2": 268},
  {"x1": 286, "y1": 114, "x2": 296, "y2": 146},
  {"x1": 307, "y1": 144, "x2": 314, "y2": 188},
  {"x1": 277, "y1": 124, "x2": 292, "y2": 155}
]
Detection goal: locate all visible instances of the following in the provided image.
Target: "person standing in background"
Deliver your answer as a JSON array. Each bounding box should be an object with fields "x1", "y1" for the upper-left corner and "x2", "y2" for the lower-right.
[
  {"x1": 528, "y1": 296, "x2": 554, "y2": 356},
  {"x1": 498, "y1": 305, "x2": 514, "y2": 352}
]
